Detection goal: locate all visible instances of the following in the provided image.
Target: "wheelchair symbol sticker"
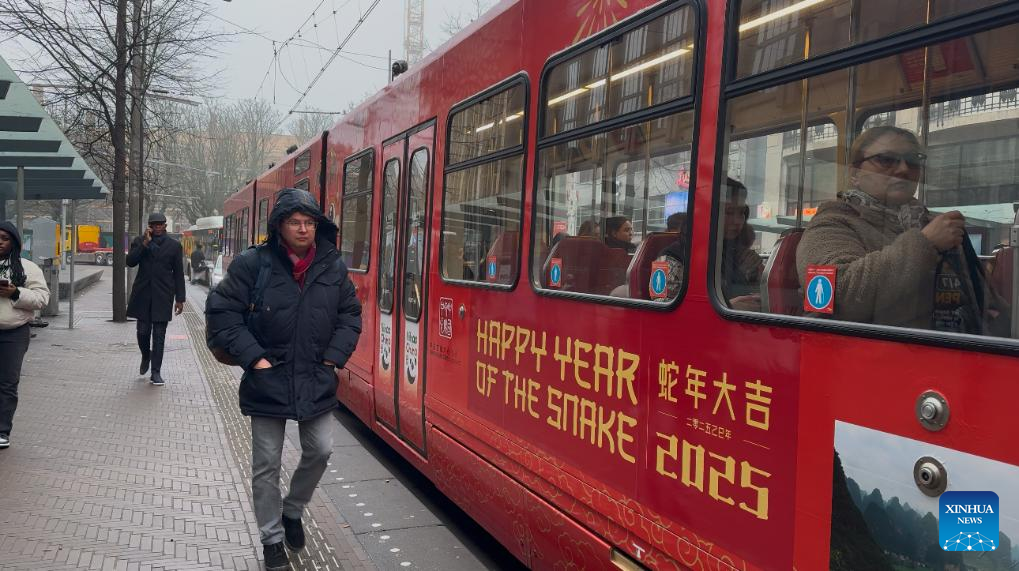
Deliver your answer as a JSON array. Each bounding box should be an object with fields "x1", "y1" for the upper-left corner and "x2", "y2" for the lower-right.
[
  {"x1": 549, "y1": 258, "x2": 563, "y2": 288},
  {"x1": 804, "y1": 265, "x2": 836, "y2": 314},
  {"x1": 649, "y1": 261, "x2": 669, "y2": 300}
]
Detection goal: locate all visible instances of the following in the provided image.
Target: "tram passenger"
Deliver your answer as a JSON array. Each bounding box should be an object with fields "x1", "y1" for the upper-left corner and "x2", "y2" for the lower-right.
[
  {"x1": 720, "y1": 178, "x2": 764, "y2": 311},
  {"x1": 604, "y1": 216, "x2": 636, "y2": 254},
  {"x1": 577, "y1": 219, "x2": 599, "y2": 238},
  {"x1": 796, "y1": 126, "x2": 1007, "y2": 334},
  {"x1": 206, "y1": 188, "x2": 362, "y2": 571},
  {"x1": 0, "y1": 222, "x2": 50, "y2": 450},
  {"x1": 654, "y1": 212, "x2": 688, "y2": 299}
]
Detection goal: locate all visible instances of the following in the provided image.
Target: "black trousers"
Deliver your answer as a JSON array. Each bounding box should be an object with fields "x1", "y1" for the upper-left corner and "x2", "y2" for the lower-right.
[
  {"x1": 136, "y1": 320, "x2": 168, "y2": 373},
  {"x1": 0, "y1": 324, "x2": 31, "y2": 437}
]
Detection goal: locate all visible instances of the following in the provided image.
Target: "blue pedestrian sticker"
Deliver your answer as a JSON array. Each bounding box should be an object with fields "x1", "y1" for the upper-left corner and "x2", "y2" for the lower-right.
[
  {"x1": 649, "y1": 261, "x2": 669, "y2": 300},
  {"x1": 549, "y1": 258, "x2": 563, "y2": 288},
  {"x1": 804, "y1": 265, "x2": 836, "y2": 313}
]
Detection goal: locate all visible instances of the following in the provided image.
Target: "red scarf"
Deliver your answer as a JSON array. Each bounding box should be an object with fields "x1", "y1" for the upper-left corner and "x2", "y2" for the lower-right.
[{"x1": 286, "y1": 245, "x2": 316, "y2": 288}]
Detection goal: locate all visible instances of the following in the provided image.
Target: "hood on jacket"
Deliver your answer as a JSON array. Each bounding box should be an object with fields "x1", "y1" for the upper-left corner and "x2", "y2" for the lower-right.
[
  {"x1": 0, "y1": 221, "x2": 23, "y2": 253},
  {"x1": 265, "y1": 188, "x2": 337, "y2": 248}
]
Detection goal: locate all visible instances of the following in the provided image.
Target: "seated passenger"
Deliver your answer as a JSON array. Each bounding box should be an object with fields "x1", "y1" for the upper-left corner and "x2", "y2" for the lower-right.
[
  {"x1": 577, "y1": 219, "x2": 599, "y2": 238},
  {"x1": 796, "y1": 126, "x2": 1007, "y2": 335},
  {"x1": 654, "y1": 212, "x2": 687, "y2": 299},
  {"x1": 604, "y1": 216, "x2": 636, "y2": 254},
  {"x1": 720, "y1": 178, "x2": 763, "y2": 310}
]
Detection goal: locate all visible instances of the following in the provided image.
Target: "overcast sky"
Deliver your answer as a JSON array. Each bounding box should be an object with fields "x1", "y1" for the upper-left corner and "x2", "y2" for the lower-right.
[
  {"x1": 204, "y1": 0, "x2": 488, "y2": 118},
  {"x1": 0, "y1": 0, "x2": 490, "y2": 130}
]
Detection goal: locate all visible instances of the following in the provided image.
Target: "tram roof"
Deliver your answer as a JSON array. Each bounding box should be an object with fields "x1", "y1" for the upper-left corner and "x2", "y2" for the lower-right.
[{"x1": 0, "y1": 55, "x2": 108, "y2": 201}]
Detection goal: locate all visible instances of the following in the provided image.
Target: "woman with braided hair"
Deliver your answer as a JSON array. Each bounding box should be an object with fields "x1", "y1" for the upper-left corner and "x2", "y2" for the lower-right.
[{"x1": 0, "y1": 221, "x2": 50, "y2": 450}]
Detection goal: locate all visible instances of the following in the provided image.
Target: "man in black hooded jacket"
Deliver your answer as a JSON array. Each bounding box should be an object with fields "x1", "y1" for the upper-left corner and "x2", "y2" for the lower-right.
[{"x1": 206, "y1": 188, "x2": 362, "y2": 571}]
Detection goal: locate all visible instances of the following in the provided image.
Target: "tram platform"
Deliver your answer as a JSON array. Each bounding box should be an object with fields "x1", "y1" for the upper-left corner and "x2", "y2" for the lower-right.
[{"x1": 0, "y1": 269, "x2": 505, "y2": 571}]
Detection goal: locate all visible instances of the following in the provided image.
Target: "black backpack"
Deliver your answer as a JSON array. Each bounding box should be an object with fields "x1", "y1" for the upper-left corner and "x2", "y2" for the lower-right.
[{"x1": 206, "y1": 247, "x2": 273, "y2": 366}]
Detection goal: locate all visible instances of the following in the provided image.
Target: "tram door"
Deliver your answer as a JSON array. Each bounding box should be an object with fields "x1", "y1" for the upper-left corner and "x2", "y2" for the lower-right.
[{"x1": 374, "y1": 122, "x2": 433, "y2": 453}]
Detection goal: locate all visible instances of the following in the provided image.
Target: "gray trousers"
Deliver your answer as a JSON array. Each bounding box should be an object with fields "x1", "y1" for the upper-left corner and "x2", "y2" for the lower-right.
[
  {"x1": 251, "y1": 411, "x2": 334, "y2": 545},
  {"x1": 0, "y1": 324, "x2": 31, "y2": 437}
]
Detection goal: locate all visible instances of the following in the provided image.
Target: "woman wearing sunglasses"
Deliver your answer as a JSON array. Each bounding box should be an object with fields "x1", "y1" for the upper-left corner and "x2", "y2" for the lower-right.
[{"x1": 796, "y1": 125, "x2": 1007, "y2": 335}]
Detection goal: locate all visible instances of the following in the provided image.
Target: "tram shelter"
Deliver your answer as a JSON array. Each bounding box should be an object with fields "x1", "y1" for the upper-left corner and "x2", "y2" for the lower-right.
[{"x1": 0, "y1": 54, "x2": 110, "y2": 326}]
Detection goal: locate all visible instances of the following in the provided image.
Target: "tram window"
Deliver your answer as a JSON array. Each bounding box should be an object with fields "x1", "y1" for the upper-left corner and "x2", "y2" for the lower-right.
[
  {"x1": 735, "y1": 0, "x2": 1009, "y2": 80},
  {"x1": 721, "y1": 21, "x2": 1019, "y2": 340},
  {"x1": 378, "y1": 159, "x2": 400, "y2": 313},
  {"x1": 294, "y1": 149, "x2": 311, "y2": 175},
  {"x1": 533, "y1": 111, "x2": 695, "y2": 301},
  {"x1": 442, "y1": 78, "x2": 527, "y2": 287},
  {"x1": 404, "y1": 149, "x2": 429, "y2": 321},
  {"x1": 340, "y1": 151, "x2": 374, "y2": 272},
  {"x1": 294, "y1": 178, "x2": 310, "y2": 191},
  {"x1": 543, "y1": 5, "x2": 696, "y2": 137},
  {"x1": 448, "y1": 83, "x2": 525, "y2": 164},
  {"x1": 256, "y1": 199, "x2": 268, "y2": 245},
  {"x1": 442, "y1": 156, "x2": 524, "y2": 284}
]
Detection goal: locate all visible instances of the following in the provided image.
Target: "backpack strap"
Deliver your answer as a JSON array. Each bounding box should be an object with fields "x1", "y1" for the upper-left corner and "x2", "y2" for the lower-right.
[{"x1": 248, "y1": 246, "x2": 273, "y2": 313}]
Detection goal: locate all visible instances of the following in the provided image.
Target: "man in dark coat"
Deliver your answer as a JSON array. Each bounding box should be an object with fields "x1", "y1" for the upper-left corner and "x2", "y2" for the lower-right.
[
  {"x1": 206, "y1": 188, "x2": 362, "y2": 571},
  {"x1": 127, "y1": 212, "x2": 185, "y2": 386},
  {"x1": 189, "y1": 243, "x2": 206, "y2": 284}
]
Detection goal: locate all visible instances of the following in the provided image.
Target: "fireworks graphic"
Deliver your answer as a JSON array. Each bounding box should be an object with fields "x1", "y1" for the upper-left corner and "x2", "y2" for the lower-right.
[{"x1": 574, "y1": 0, "x2": 630, "y2": 43}]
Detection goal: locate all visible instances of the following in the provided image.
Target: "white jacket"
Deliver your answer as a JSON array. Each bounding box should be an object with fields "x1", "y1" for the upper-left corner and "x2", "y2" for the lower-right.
[{"x1": 0, "y1": 258, "x2": 50, "y2": 330}]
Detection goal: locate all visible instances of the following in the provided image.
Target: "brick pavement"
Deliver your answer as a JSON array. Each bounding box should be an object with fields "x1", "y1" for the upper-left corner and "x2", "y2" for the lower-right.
[{"x1": 0, "y1": 269, "x2": 373, "y2": 571}]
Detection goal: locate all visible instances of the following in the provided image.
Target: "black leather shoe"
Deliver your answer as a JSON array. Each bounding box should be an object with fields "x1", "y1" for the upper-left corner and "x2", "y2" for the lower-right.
[
  {"x1": 263, "y1": 542, "x2": 290, "y2": 570},
  {"x1": 140, "y1": 354, "x2": 150, "y2": 375},
  {"x1": 282, "y1": 514, "x2": 305, "y2": 552},
  {"x1": 150, "y1": 372, "x2": 165, "y2": 386}
]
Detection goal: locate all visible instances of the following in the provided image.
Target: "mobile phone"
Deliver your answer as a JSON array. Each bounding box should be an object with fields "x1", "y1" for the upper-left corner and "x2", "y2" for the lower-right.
[{"x1": 0, "y1": 279, "x2": 10, "y2": 287}]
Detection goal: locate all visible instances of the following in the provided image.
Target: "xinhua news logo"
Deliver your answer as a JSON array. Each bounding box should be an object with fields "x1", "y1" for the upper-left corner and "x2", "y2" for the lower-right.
[{"x1": 939, "y1": 491, "x2": 999, "y2": 552}]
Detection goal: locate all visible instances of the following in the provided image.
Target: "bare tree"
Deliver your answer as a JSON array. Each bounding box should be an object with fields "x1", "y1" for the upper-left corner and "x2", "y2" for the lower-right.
[
  {"x1": 440, "y1": 0, "x2": 496, "y2": 40},
  {"x1": 0, "y1": 0, "x2": 231, "y2": 319},
  {"x1": 151, "y1": 99, "x2": 281, "y2": 223},
  {"x1": 286, "y1": 109, "x2": 335, "y2": 143}
]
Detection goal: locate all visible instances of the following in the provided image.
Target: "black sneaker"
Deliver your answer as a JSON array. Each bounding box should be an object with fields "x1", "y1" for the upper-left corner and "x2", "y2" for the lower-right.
[
  {"x1": 0, "y1": 434, "x2": 9, "y2": 449},
  {"x1": 140, "y1": 354, "x2": 150, "y2": 375},
  {"x1": 150, "y1": 372, "x2": 165, "y2": 386},
  {"x1": 263, "y1": 542, "x2": 290, "y2": 570},
  {"x1": 282, "y1": 514, "x2": 305, "y2": 552}
]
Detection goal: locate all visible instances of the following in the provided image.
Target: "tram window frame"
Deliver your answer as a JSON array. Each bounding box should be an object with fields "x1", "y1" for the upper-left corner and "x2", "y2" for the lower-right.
[
  {"x1": 294, "y1": 149, "x2": 311, "y2": 176},
  {"x1": 714, "y1": 3, "x2": 1019, "y2": 352},
  {"x1": 340, "y1": 148, "x2": 375, "y2": 274},
  {"x1": 529, "y1": 1, "x2": 703, "y2": 309},
  {"x1": 378, "y1": 158, "x2": 401, "y2": 315},
  {"x1": 439, "y1": 74, "x2": 530, "y2": 290}
]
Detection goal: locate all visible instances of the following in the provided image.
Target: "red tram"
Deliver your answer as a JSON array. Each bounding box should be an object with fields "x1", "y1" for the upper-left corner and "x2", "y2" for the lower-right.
[{"x1": 223, "y1": 1, "x2": 1019, "y2": 569}]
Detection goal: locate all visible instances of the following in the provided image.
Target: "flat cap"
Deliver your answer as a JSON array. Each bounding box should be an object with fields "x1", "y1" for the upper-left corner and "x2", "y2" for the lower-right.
[{"x1": 147, "y1": 212, "x2": 167, "y2": 224}]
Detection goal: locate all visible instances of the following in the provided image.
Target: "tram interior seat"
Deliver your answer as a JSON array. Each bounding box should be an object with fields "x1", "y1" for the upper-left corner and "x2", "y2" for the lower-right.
[
  {"x1": 543, "y1": 236, "x2": 629, "y2": 295},
  {"x1": 760, "y1": 228, "x2": 805, "y2": 315},
  {"x1": 628, "y1": 231, "x2": 683, "y2": 299},
  {"x1": 483, "y1": 230, "x2": 518, "y2": 282}
]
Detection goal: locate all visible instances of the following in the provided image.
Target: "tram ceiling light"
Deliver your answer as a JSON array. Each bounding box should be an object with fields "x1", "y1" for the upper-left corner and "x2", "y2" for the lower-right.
[
  {"x1": 548, "y1": 86, "x2": 592, "y2": 106},
  {"x1": 610, "y1": 48, "x2": 688, "y2": 81},
  {"x1": 501, "y1": 111, "x2": 524, "y2": 124},
  {"x1": 475, "y1": 122, "x2": 496, "y2": 133},
  {"x1": 739, "y1": 0, "x2": 829, "y2": 33}
]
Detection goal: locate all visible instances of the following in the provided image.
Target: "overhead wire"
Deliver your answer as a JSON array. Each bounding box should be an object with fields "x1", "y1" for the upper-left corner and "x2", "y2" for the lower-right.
[{"x1": 274, "y1": 0, "x2": 383, "y2": 132}]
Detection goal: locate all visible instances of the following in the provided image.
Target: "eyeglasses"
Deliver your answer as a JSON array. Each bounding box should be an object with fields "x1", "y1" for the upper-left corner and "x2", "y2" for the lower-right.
[
  {"x1": 861, "y1": 151, "x2": 927, "y2": 170},
  {"x1": 285, "y1": 219, "x2": 317, "y2": 229}
]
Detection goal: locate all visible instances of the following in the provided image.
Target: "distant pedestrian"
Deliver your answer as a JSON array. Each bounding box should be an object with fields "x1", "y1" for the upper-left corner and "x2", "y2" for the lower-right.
[
  {"x1": 0, "y1": 222, "x2": 51, "y2": 450},
  {"x1": 190, "y1": 244, "x2": 206, "y2": 284},
  {"x1": 206, "y1": 188, "x2": 362, "y2": 571},
  {"x1": 127, "y1": 212, "x2": 185, "y2": 386}
]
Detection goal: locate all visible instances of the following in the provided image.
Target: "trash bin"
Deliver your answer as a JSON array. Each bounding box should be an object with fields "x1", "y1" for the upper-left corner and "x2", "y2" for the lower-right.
[{"x1": 39, "y1": 257, "x2": 60, "y2": 317}]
